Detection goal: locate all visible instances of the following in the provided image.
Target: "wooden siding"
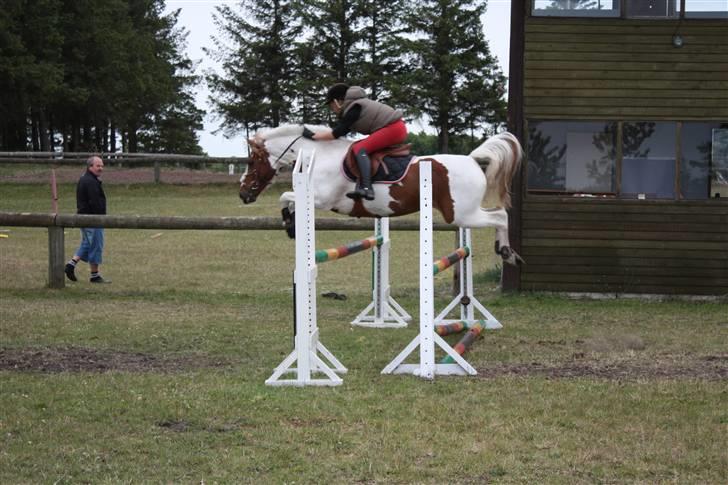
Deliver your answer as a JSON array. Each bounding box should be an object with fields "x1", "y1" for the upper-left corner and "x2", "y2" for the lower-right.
[
  {"x1": 523, "y1": 18, "x2": 728, "y2": 120},
  {"x1": 520, "y1": 198, "x2": 728, "y2": 295}
]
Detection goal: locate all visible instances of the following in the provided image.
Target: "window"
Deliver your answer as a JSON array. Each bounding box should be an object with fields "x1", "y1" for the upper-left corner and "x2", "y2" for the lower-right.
[
  {"x1": 626, "y1": 0, "x2": 680, "y2": 18},
  {"x1": 527, "y1": 121, "x2": 617, "y2": 193},
  {"x1": 532, "y1": 0, "x2": 620, "y2": 17},
  {"x1": 685, "y1": 0, "x2": 728, "y2": 18},
  {"x1": 712, "y1": 128, "x2": 728, "y2": 198},
  {"x1": 532, "y1": 0, "x2": 728, "y2": 17},
  {"x1": 622, "y1": 122, "x2": 677, "y2": 199},
  {"x1": 680, "y1": 122, "x2": 722, "y2": 199},
  {"x1": 526, "y1": 120, "x2": 728, "y2": 200}
]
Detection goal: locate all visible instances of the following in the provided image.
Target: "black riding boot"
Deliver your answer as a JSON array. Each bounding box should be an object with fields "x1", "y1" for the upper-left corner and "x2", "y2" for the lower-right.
[{"x1": 346, "y1": 149, "x2": 375, "y2": 201}]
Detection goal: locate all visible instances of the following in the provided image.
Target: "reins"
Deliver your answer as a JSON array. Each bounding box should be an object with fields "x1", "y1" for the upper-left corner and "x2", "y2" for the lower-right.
[{"x1": 271, "y1": 135, "x2": 304, "y2": 169}]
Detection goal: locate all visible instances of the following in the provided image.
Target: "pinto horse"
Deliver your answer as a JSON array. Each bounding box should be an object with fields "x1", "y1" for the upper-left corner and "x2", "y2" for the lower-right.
[{"x1": 239, "y1": 124, "x2": 524, "y2": 265}]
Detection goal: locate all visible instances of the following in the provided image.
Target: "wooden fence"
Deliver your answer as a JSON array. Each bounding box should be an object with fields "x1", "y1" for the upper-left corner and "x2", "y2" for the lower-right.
[
  {"x1": 0, "y1": 212, "x2": 453, "y2": 289},
  {"x1": 0, "y1": 152, "x2": 251, "y2": 183}
]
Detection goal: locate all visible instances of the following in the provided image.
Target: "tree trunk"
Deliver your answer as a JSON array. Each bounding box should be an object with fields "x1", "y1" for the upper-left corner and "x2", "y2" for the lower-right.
[
  {"x1": 127, "y1": 123, "x2": 138, "y2": 153},
  {"x1": 72, "y1": 117, "x2": 81, "y2": 152},
  {"x1": 101, "y1": 120, "x2": 108, "y2": 153},
  {"x1": 121, "y1": 128, "x2": 127, "y2": 153},
  {"x1": 39, "y1": 108, "x2": 50, "y2": 152},
  {"x1": 110, "y1": 121, "x2": 117, "y2": 152},
  {"x1": 94, "y1": 120, "x2": 103, "y2": 151},
  {"x1": 83, "y1": 120, "x2": 92, "y2": 150},
  {"x1": 31, "y1": 110, "x2": 40, "y2": 151}
]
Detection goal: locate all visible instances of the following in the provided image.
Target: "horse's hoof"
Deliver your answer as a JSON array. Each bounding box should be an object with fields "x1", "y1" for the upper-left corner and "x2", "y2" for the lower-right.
[
  {"x1": 495, "y1": 242, "x2": 525, "y2": 266},
  {"x1": 281, "y1": 208, "x2": 295, "y2": 239}
]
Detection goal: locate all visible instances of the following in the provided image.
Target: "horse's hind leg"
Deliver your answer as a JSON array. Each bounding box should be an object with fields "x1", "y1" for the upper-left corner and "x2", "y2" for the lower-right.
[
  {"x1": 455, "y1": 207, "x2": 524, "y2": 266},
  {"x1": 279, "y1": 191, "x2": 296, "y2": 239}
]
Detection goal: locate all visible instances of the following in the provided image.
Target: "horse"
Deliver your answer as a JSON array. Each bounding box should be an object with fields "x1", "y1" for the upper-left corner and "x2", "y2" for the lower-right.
[{"x1": 239, "y1": 124, "x2": 524, "y2": 265}]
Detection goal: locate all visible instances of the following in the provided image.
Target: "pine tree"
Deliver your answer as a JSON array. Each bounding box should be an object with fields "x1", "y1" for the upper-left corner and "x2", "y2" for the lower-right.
[
  {"x1": 400, "y1": 0, "x2": 507, "y2": 153},
  {"x1": 0, "y1": 0, "x2": 64, "y2": 151},
  {"x1": 1, "y1": 0, "x2": 204, "y2": 153},
  {"x1": 206, "y1": 0, "x2": 301, "y2": 134},
  {"x1": 357, "y1": 0, "x2": 410, "y2": 101}
]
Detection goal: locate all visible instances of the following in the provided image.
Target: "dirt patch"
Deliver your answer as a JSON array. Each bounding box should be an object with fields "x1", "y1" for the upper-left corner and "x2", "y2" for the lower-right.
[
  {"x1": 476, "y1": 355, "x2": 728, "y2": 381},
  {"x1": 0, "y1": 346, "x2": 230, "y2": 373}
]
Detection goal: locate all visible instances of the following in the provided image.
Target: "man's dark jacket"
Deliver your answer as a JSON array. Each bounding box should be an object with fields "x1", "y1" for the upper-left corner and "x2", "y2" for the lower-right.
[{"x1": 76, "y1": 170, "x2": 106, "y2": 215}]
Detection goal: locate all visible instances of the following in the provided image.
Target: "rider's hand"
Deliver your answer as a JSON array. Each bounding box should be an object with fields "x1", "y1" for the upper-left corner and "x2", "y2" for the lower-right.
[{"x1": 302, "y1": 127, "x2": 315, "y2": 140}]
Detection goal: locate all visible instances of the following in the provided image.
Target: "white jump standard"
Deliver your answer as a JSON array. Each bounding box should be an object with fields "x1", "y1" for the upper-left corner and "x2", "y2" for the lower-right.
[
  {"x1": 381, "y1": 159, "x2": 501, "y2": 379},
  {"x1": 434, "y1": 227, "x2": 501, "y2": 330},
  {"x1": 266, "y1": 150, "x2": 410, "y2": 387},
  {"x1": 266, "y1": 150, "x2": 346, "y2": 386},
  {"x1": 351, "y1": 217, "x2": 412, "y2": 328}
]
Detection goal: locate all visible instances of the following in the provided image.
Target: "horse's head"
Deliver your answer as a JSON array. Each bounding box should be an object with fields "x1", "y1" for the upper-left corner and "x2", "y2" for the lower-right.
[
  {"x1": 239, "y1": 125, "x2": 310, "y2": 204},
  {"x1": 239, "y1": 136, "x2": 277, "y2": 204}
]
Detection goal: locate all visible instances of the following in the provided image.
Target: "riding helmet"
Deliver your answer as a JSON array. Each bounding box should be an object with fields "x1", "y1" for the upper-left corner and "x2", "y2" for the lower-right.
[{"x1": 325, "y1": 83, "x2": 349, "y2": 103}]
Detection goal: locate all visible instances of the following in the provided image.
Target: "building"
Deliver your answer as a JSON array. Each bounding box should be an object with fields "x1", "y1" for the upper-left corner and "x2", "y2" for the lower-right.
[{"x1": 505, "y1": 0, "x2": 728, "y2": 296}]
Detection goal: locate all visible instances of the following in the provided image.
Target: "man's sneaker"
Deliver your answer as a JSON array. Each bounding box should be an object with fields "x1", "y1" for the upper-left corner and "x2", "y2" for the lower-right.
[
  {"x1": 90, "y1": 275, "x2": 111, "y2": 284},
  {"x1": 64, "y1": 263, "x2": 77, "y2": 282}
]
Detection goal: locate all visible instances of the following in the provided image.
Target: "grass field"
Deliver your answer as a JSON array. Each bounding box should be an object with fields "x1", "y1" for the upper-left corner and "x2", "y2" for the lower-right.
[{"x1": 1, "y1": 181, "x2": 726, "y2": 483}]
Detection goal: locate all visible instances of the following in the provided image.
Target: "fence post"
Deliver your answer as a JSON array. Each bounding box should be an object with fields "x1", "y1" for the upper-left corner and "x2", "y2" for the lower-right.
[
  {"x1": 48, "y1": 226, "x2": 65, "y2": 289},
  {"x1": 154, "y1": 161, "x2": 161, "y2": 184}
]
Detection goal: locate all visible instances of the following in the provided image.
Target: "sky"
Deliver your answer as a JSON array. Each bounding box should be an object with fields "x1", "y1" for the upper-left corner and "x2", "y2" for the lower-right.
[{"x1": 164, "y1": 0, "x2": 512, "y2": 156}]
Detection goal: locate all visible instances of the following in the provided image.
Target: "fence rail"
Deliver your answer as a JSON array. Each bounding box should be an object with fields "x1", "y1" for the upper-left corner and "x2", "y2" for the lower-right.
[
  {"x1": 0, "y1": 211, "x2": 455, "y2": 288},
  {"x1": 0, "y1": 152, "x2": 251, "y2": 184}
]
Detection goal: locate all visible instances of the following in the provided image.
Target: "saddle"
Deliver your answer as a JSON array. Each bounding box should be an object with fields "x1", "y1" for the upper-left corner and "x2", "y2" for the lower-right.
[{"x1": 343, "y1": 144, "x2": 415, "y2": 184}]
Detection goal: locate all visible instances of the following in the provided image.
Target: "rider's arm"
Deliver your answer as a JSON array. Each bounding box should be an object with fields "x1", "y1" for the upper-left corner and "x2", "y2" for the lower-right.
[{"x1": 330, "y1": 104, "x2": 361, "y2": 138}]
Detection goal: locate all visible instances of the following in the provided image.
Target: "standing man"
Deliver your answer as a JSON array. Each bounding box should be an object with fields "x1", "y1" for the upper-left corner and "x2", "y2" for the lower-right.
[{"x1": 65, "y1": 156, "x2": 110, "y2": 283}]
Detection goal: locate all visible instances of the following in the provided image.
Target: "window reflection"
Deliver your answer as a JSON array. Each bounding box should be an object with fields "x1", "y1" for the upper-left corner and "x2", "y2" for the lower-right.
[
  {"x1": 681, "y1": 123, "x2": 715, "y2": 199},
  {"x1": 685, "y1": 0, "x2": 728, "y2": 17},
  {"x1": 712, "y1": 128, "x2": 728, "y2": 198},
  {"x1": 626, "y1": 0, "x2": 680, "y2": 17},
  {"x1": 622, "y1": 122, "x2": 676, "y2": 199},
  {"x1": 532, "y1": 0, "x2": 620, "y2": 16},
  {"x1": 528, "y1": 121, "x2": 616, "y2": 193}
]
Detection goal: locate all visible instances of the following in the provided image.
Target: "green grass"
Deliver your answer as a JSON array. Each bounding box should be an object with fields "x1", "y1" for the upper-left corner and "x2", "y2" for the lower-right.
[{"x1": 1, "y1": 183, "x2": 726, "y2": 483}]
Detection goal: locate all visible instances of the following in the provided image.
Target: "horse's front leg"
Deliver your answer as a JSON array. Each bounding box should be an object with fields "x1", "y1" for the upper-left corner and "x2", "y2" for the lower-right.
[
  {"x1": 495, "y1": 226, "x2": 525, "y2": 267},
  {"x1": 279, "y1": 191, "x2": 296, "y2": 239}
]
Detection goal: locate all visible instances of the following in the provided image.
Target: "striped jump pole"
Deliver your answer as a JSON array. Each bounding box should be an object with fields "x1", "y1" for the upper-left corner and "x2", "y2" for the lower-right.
[
  {"x1": 351, "y1": 217, "x2": 412, "y2": 329},
  {"x1": 433, "y1": 246, "x2": 470, "y2": 275},
  {"x1": 439, "y1": 321, "x2": 484, "y2": 364},
  {"x1": 315, "y1": 236, "x2": 383, "y2": 263}
]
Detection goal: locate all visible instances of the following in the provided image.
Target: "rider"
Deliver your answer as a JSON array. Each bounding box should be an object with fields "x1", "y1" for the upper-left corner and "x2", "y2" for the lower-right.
[{"x1": 302, "y1": 83, "x2": 407, "y2": 201}]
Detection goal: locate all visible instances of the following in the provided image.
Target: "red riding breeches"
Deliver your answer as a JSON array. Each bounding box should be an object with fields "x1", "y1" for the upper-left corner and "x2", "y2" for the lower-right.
[{"x1": 352, "y1": 119, "x2": 407, "y2": 155}]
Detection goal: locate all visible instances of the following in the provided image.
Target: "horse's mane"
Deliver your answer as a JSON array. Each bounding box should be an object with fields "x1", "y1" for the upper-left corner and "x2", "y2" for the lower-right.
[{"x1": 257, "y1": 124, "x2": 329, "y2": 141}]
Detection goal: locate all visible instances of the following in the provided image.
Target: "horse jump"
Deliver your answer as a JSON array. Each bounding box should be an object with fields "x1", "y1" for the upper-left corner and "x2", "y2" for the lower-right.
[
  {"x1": 266, "y1": 150, "x2": 410, "y2": 387},
  {"x1": 381, "y1": 159, "x2": 502, "y2": 379}
]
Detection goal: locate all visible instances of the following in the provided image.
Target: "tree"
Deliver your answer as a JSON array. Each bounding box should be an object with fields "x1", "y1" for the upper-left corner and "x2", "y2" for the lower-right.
[
  {"x1": 206, "y1": 0, "x2": 301, "y2": 134},
  {"x1": 1, "y1": 0, "x2": 204, "y2": 153},
  {"x1": 355, "y1": 0, "x2": 410, "y2": 101},
  {"x1": 0, "y1": 0, "x2": 64, "y2": 151},
  {"x1": 400, "y1": 0, "x2": 506, "y2": 153}
]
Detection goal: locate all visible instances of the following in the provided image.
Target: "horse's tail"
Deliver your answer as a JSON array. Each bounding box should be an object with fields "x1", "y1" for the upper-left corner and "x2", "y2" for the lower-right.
[{"x1": 469, "y1": 132, "x2": 523, "y2": 209}]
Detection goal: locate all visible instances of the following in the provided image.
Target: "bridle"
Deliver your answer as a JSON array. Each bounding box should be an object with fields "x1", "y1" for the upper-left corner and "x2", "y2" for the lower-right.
[{"x1": 241, "y1": 134, "x2": 304, "y2": 196}]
